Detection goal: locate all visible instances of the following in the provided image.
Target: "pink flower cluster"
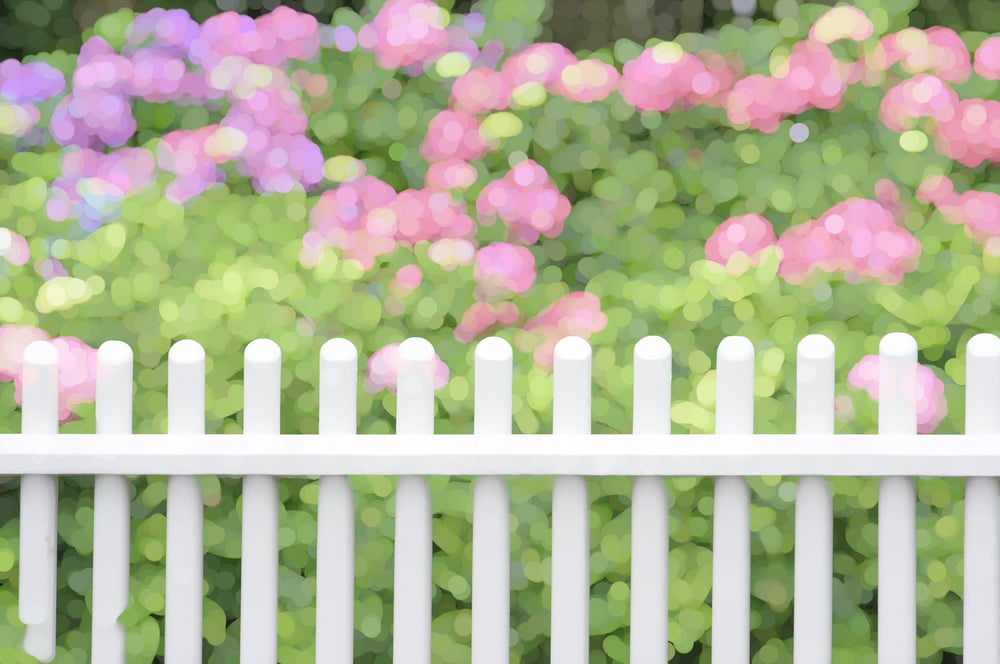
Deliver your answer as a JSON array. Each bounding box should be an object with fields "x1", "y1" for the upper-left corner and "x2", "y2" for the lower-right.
[
  {"x1": 879, "y1": 73, "x2": 1000, "y2": 167},
  {"x1": 384, "y1": 188, "x2": 476, "y2": 247},
  {"x1": 420, "y1": 110, "x2": 489, "y2": 163},
  {"x1": 776, "y1": 198, "x2": 922, "y2": 286},
  {"x1": 620, "y1": 43, "x2": 737, "y2": 113},
  {"x1": 454, "y1": 301, "x2": 520, "y2": 343},
  {"x1": 974, "y1": 36, "x2": 1000, "y2": 80},
  {"x1": 704, "y1": 214, "x2": 777, "y2": 267},
  {"x1": 475, "y1": 159, "x2": 572, "y2": 244},
  {"x1": 301, "y1": 175, "x2": 399, "y2": 270},
  {"x1": 725, "y1": 41, "x2": 853, "y2": 132},
  {"x1": 358, "y1": 0, "x2": 449, "y2": 70},
  {"x1": 363, "y1": 342, "x2": 450, "y2": 394},
  {"x1": 301, "y1": 175, "x2": 476, "y2": 270},
  {"x1": 520, "y1": 292, "x2": 608, "y2": 370},
  {"x1": 425, "y1": 158, "x2": 478, "y2": 190},
  {"x1": 156, "y1": 125, "x2": 230, "y2": 204},
  {"x1": 932, "y1": 99, "x2": 1000, "y2": 168},
  {"x1": 450, "y1": 67, "x2": 512, "y2": 115},
  {"x1": 846, "y1": 354, "x2": 947, "y2": 433},
  {"x1": 868, "y1": 27, "x2": 972, "y2": 83},
  {"x1": 354, "y1": 0, "x2": 501, "y2": 76},
  {"x1": 879, "y1": 74, "x2": 958, "y2": 132},
  {"x1": 916, "y1": 175, "x2": 1000, "y2": 251},
  {"x1": 0, "y1": 325, "x2": 98, "y2": 424},
  {"x1": 51, "y1": 7, "x2": 327, "y2": 198},
  {"x1": 46, "y1": 147, "x2": 157, "y2": 229},
  {"x1": 50, "y1": 37, "x2": 139, "y2": 149},
  {"x1": 472, "y1": 242, "x2": 537, "y2": 299},
  {"x1": 187, "y1": 7, "x2": 320, "y2": 70}
]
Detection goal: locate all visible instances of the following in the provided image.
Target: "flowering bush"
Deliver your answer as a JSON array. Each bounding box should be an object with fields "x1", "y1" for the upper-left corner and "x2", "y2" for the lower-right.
[{"x1": 0, "y1": 0, "x2": 997, "y2": 661}]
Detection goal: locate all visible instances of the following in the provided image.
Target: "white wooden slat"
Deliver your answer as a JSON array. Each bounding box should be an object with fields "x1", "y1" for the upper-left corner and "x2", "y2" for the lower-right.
[
  {"x1": 239, "y1": 339, "x2": 281, "y2": 664},
  {"x1": 877, "y1": 332, "x2": 917, "y2": 663},
  {"x1": 165, "y1": 340, "x2": 206, "y2": 664},
  {"x1": 1, "y1": 433, "x2": 998, "y2": 476},
  {"x1": 93, "y1": 341, "x2": 134, "y2": 664},
  {"x1": 19, "y1": 340, "x2": 59, "y2": 663},
  {"x1": 551, "y1": 336, "x2": 592, "y2": 664},
  {"x1": 393, "y1": 337, "x2": 436, "y2": 664},
  {"x1": 711, "y1": 336, "x2": 754, "y2": 663},
  {"x1": 471, "y1": 337, "x2": 513, "y2": 664},
  {"x1": 963, "y1": 333, "x2": 1000, "y2": 663},
  {"x1": 793, "y1": 334, "x2": 834, "y2": 663},
  {"x1": 630, "y1": 336, "x2": 671, "y2": 662},
  {"x1": 316, "y1": 338, "x2": 358, "y2": 664}
]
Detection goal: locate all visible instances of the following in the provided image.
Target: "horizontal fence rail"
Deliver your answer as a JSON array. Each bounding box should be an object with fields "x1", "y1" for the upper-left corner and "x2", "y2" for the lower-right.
[{"x1": 3, "y1": 331, "x2": 1000, "y2": 663}]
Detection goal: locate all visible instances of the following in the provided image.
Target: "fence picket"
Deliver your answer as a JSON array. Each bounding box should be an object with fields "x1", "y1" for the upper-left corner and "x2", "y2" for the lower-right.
[
  {"x1": 393, "y1": 338, "x2": 436, "y2": 664},
  {"x1": 963, "y1": 333, "x2": 1000, "y2": 663},
  {"x1": 630, "y1": 336, "x2": 672, "y2": 663},
  {"x1": 239, "y1": 340, "x2": 282, "y2": 663},
  {"x1": 316, "y1": 338, "x2": 358, "y2": 664},
  {"x1": 712, "y1": 336, "x2": 754, "y2": 663},
  {"x1": 876, "y1": 333, "x2": 918, "y2": 663},
  {"x1": 164, "y1": 340, "x2": 206, "y2": 664},
  {"x1": 471, "y1": 337, "x2": 513, "y2": 664},
  {"x1": 793, "y1": 334, "x2": 835, "y2": 663},
  {"x1": 551, "y1": 336, "x2": 592, "y2": 664},
  {"x1": 19, "y1": 340, "x2": 58, "y2": 663},
  {"x1": 93, "y1": 341, "x2": 134, "y2": 664}
]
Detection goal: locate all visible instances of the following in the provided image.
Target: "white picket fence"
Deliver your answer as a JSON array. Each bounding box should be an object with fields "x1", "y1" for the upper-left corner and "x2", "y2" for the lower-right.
[{"x1": 5, "y1": 331, "x2": 1000, "y2": 663}]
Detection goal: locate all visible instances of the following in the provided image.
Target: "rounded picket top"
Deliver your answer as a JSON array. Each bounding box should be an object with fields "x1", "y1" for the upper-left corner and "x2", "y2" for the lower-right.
[
  {"x1": 97, "y1": 340, "x2": 133, "y2": 367},
  {"x1": 634, "y1": 335, "x2": 671, "y2": 363},
  {"x1": 168, "y1": 339, "x2": 205, "y2": 365},
  {"x1": 475, "y1": 336, "x2": 512, "y2": 363},
  {"x1": 320, "y1": 337, "x2": 358, "y2": 364},
  {"x1": 554, "y1": 335, "x2": 591, "y2": 362},
  {"x1": 399, "y1": 336, "x2": 435, "y2": 363},
  {"x1": 97, "y1": 341, "x2": 133, "y2": 434},
  {"x1": 797, "y1": 334, "x2": 834, "y2": 361},
  {"x1": 245, "y1": 338, "x2": 281, "y2": 365},
  {"x1": 967, "y1": 333, "x2": 1000, "y2": 360},
  {"x1": 879, "y1": 332, "x2": 917, "y2": 359},
  {"x1": 717, "y1": 335, "x2": 754, "y2": 364},
  {"x1": 23, "y1": 340, "x2": 57, "y2": 367}
]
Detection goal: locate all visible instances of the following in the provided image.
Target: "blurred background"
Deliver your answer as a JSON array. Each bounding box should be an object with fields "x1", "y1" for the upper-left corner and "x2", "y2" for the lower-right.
[{"x1": 0, "y1": 0, "x2": 996, "y2": 63}]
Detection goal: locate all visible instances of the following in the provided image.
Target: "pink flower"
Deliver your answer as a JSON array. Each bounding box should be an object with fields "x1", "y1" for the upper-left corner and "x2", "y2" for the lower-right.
[
  {"x1": 301, "y1": 176, "x2": 400, "y2": 270},
  {"x1": 473, "y1": 242, "x2": 537, "y2": 298},
  {"x1": 500, "y1": 43, "x2": 577, "y2": 91},
  {"x1": 450, "y1": 67, "x2": 511, "y2": 115},
  {"x1": 3, "y1": 332, "x2": 99, "y2": 424},
  {"x1": 475, "y1": 160, "x2": 571, "y2": 244},
  {"x1": 357, "y1": 0, "x2": 450, "y2": 71},
  {"x1": 454, "y1": 301, "x2": 520, "y2": 343},
  {"x1": 520, "y1": 292, "x2": 608, "y2": 370},
  {"x1": 704, "y1": 214, "x2": 777, "y2": 267},
  {"x1": 879, "y1": 74, "x2": 959, "y2": 133},
  {"x1": 847, "y1": 355, "x2": 947, "y2": 433},
  {"x1": 549, "y1": 58, "x2": 619, "y2": 103},
  {"x1": 974, "y1": 36, "x2": 1000, "y2": 80},
  {"x1": 776, "y1": 198, "x2": 922, "y2": 286},
  {"x1": 420, "y1": 110, "x2": 488, "y2": 163},
  {"x1": 0, "y1": 325, "x2": 50, "y2": 381},
  {"x1": 425, "y1": 159, "x2": 478, "y2": 191},
  {"x1": 363, "y1": 342, "x2": 450, "y2": 394},
  {"x1": 619, "y1": 43, "x2": 709, "y2": 113}
]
